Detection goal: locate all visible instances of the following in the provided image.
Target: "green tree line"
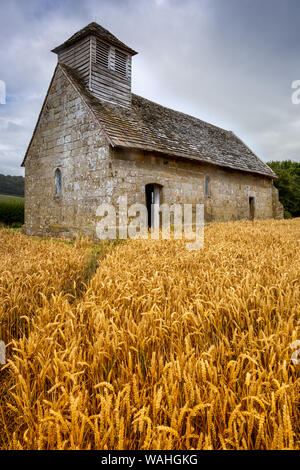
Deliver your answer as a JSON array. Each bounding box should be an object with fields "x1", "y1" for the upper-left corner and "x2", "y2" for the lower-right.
[
  {"x1": 267, "y1": 160, "x2": 300, "y2": 218},
  {"x1": 0, "y1": 174, "x2": 24, "y2": 197}
]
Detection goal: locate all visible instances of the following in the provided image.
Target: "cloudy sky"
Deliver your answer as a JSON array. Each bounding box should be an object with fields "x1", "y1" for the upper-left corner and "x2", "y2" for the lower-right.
[{"x1": 0, "y1": 0, "x2": 300, "y2": 176}]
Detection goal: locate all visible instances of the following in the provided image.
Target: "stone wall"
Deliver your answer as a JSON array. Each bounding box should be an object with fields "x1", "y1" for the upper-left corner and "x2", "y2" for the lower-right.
[
  {"x1": 109, "y1": 148, "x2": 279, "y2": 223},
  {"x1": 24, "y1": 66, "x2": 282, "y2": 241},
  {"x1": 272, "y1": 185, "x2": 284, "y2": 219}
]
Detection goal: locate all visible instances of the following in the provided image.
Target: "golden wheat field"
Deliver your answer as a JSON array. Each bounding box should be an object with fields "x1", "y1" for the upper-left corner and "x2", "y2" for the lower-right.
[
  {"x1": 0, "y1": 219, "x2": 299, "y2": 450},
  {"x1": 0, "y1": 230, "x2": 91, "y2": 344}
]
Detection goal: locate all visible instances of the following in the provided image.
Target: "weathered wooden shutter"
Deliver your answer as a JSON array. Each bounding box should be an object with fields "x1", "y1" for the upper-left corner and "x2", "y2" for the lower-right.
[
  {"x1": 96, "y1": 39, "x2": 110, "y2": 68},
  {"x1": 115, "y1": 49, "x2": 128, "y2": 77}
]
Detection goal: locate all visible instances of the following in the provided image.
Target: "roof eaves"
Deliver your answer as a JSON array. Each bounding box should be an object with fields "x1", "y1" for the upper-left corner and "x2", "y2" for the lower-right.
[{"x1": 51, "y1": 22, "x2": 138, "y2": 56}]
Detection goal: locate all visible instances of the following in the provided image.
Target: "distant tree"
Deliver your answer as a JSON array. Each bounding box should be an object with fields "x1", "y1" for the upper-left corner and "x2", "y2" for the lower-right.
[
  {"x1": 0, "y1": 174, "x2": 24, "y2": 197},
  {"x1": 267, "y1": 160, "x2": 300, "y2": 218}
]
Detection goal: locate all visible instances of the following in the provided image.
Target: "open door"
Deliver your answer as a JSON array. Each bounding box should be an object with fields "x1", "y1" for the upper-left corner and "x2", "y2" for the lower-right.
[{"x1": 145, "y1": 184, "x2": 161, "y2": 229}]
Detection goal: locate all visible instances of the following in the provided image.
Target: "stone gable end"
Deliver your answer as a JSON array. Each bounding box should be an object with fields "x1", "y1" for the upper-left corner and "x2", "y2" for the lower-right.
[{"x1": 24, "y1": 66, "x2": 111, "y2": 238}]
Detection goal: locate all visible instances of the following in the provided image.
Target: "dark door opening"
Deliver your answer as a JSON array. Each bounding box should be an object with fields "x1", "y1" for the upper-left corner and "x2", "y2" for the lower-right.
[
  {"x1": 249, "y1": 197, "x2": 255, "y2": 220},
  {"x1": 145, "y1": 184, "x2": 154, "y2": 229},
  {"x1": 145, "y1": 184, "x2": 161, "y2": 229}
]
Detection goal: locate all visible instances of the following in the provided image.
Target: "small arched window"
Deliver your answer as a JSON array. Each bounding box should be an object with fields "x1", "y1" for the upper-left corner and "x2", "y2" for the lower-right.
[
  {"x1": 205, "y1": 176, "x2": 210, "y2": 197},
  {"x1": 55, "y1": 168, "x2": 62, "y2": 195}
]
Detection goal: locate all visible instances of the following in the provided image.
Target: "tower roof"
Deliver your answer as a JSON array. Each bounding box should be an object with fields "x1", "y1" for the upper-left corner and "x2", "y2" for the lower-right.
[{"x1": 51, "y1": 22, "x2": 138, "y2": 56}]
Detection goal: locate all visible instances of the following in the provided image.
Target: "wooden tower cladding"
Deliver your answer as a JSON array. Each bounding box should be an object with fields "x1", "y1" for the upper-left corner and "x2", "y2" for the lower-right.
[{"x1": 52, "y1": 22, "x2": 137, "y2": 108}]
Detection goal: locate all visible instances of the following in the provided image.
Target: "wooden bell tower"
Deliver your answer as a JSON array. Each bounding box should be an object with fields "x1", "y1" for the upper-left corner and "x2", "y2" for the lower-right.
[{"x1": 52, "y1": 22, "x2": 138, "y2": 108}]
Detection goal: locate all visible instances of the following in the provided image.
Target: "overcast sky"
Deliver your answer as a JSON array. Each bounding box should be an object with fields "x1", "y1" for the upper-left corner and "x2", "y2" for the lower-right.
[{"x1": 0, "y1": 0, "x2": 300, "y2": 176}]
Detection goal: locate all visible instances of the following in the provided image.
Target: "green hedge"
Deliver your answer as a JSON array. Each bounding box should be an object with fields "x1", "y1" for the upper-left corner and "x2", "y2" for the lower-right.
[
  {"x1": 267, "y1": 160, "x2": 300, "y2": 218},
  {"x1": 0, "y1": 200, "x2": 24, "y2": 226}
]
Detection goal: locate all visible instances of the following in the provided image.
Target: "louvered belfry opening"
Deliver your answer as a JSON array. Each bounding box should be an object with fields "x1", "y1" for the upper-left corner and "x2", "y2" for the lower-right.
[
  {"x1": 52, "y1": 22, "x2": 137, "y2": 108},
  {"x1": 96, "y1": 39, "x2": 110, "y2": 68},
  {"x1": 95, "y1": 39, "x2": 128, "y2": 78},
  {"x1": 115, "y1": 49, "x2": 127, "y2": 77}
]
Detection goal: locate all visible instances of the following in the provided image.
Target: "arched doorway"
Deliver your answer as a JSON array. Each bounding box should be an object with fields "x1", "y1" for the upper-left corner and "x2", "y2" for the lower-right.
[{"x1": 145, "y1": 184, "x2": 162, "y2": 229}]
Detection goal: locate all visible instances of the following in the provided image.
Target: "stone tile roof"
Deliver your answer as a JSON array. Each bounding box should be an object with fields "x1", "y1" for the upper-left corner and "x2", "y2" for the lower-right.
[
  {"x1": 51, "y1": 22, "x2": 138, "y2": 56},
  {"x1": 63, "y1": 64, "x2": 276, "y2": 178}
]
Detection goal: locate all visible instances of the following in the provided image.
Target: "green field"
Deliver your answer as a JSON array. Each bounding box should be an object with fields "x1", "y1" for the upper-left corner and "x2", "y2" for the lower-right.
[
  {"x1": 0, "y1": 194, "x2": 24, "y2": 202},
  {"x1": 0, "y1": 194, "x2": 24, "y2": 226}
]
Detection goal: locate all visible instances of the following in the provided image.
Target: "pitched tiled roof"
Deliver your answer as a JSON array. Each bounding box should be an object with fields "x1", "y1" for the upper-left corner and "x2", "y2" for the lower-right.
[
  {"x1": 62, "y1": 64, "x2": 276, "y2": 178},
  {"x1": 52, "y1": 22, "x2": 137, "y2": 56}
]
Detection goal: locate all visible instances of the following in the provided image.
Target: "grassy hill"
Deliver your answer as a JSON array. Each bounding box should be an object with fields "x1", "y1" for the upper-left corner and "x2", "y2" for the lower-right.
[
  {"x1": 0, "y1": 174, "x2": 24, "y2": 198},
  {"x1": 0, "y1": 194, "x2": 24, "y2": 202}
]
